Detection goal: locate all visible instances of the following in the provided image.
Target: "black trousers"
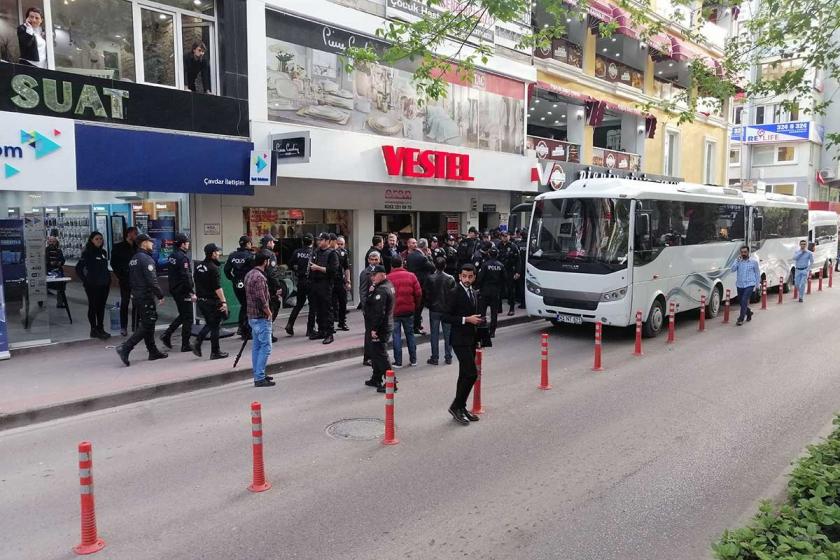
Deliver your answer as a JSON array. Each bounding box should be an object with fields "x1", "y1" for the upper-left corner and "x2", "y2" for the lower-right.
[
  {"x1": 362, "y1": 311, "x2": 371, "y2": 361},
  {"x1": 413, "y1": 301, "x2": 424, "y2": 332},
  {"x1": 503, "y1": 272, "x2": 517, "y2": 312},
  {"x1": 480, "y1": 292, "x2": 501, "y2": 335},
  {"x1": 164, "y1": 295, "x2": 193, "y2": 347},
  {"x1": 196, "y1": 299, "x2": 222, "y2": 354},
  {"x1": 310, "y1": 281, "x2": 334, "y2": 335},
  {"x1": 451, "y1": 345, "x2": 478, "y2": 410},
  {"x1": 233, "y1": 286, "x2": 247, "y2": 334},
  {"x1": 368, "y1": 338, "x2": 390, "y2": 385},
  {"x1": 332, "y1": 282, "x2": 347, "y2": 326},
  {"x1": 123, "y1": 299, "x2": 160, "y2": 355},
  {"x1": 287, "y1": 280, "x2": 316, "y2": 334},
  {"x1": 84, "y1": 284, "x2": 109, "y2": 331}
]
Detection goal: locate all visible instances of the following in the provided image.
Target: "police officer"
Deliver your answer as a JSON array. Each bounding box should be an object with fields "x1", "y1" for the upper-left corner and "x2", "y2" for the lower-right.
[
  {"x1": 333, "y1": 235, "x2": 351, "y2": 331},
  {"x1": 497, "y1": 231, "x2": 521, "y2": 316},
  {"x1": 160, "y1": 233, "x2": 195, "y2": 352},
  {"x1": 363, "y1": 264, "x2": 395, "y2": 391},
  {"x1": 515, "y1": 228, "x2": 528, "y2": 308},
  {"x1": 309, "y1": 232, "x2": 340, "y2": 344},
  {"x1": 476, "y1": 246, "x2": 505, "y2": 337},
  {"x1": 116, "y1": 234, "x2": 167, "y2": 366},
  {"x1": 284, "y1": 234, "x2": 316, "y2": 337},
  {"x1": 192, "y1": 243, "x2": 229, "y2": 360},
  {"x1": 456, "y1": 227, "x2": 479, "y2": 267},
  {"x1": 430, "y1": 236, "x2": 446, "y2": 263},
  {"x1": 443, "y1": 234, "x2": 460, "y2": 277},
  {"x1": 260, "y1": 234, "x2": 285, "y2": 343},
  {"x1": 472, "y1": 240, "x2": 492, "y2": 271},
  {"x1": 223, "y1": 235, "x2": 255, "y2": 338}
]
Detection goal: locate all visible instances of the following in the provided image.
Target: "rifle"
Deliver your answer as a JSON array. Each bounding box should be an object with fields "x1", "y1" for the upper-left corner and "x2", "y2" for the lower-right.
[{"x1": 232, "y1": 297, "x2": 282, "y2": 368}]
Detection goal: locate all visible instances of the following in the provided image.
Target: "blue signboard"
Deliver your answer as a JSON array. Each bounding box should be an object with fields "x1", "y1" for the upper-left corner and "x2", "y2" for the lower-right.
[
  {"x1": 0, "y1": 219, "x2": 26, "y2": 284},
  {"x1": 75, "y1": 124, "x2": 254, "y2": 195},
  {"x1": 730, "y1": 121, "x2": 823, "y2": 144}
]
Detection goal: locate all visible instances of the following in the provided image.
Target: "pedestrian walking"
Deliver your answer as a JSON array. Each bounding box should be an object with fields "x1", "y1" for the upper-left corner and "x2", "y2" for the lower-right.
[
  {"x1": 406, "y1": 237, "x2": 434, "y2": 334},
  {"x1": 75, "y1": 231, "x2": 112, "y2": 340},
  {"x1": 260, "y1": 235, "x2": 285, "y2": 343},
  {"x1": 115, "y1": 234, "x2": 167, "y2": 366},
  {"x1": 388, "y1": 256, "x2": 422, "y2": 367},
  {"x1": 497, "y1": 231, "x2": 521, "y2": 316},
  {"x1": 309, "y1": 232, "x2": 340, "y2": 344},
  {"x1": 363, "y1": 265, "x2": 395, "y2": 391},
  {"x1": 284, "y1": 234, "x2": 315, "y2": 337},
  {"x1": 192, "y1": 243, "x2": 229, "y2": 360},
  {"x1": 160, "y1": 233, "x2": 195, "y2": 352},
  {"x1": 476, "y1": 246, "x2": 505, "y2": 337},
  {"x1": 730, "y1": 245, "x2": 761, "y2": 326},
  {"x1": 223, "y1": 235, "x2": 255, "y2": 338},
  {"x1": 359, "y1": 250, "x2": 381, "y2": 366},
  {"x1": 245, "y1": 252, "x2": 275, "y2": 387},
  {"x1": 443, "y1": 263, "x2": 483, "y2": 425},
  {"x1": 111, "y1": 226, "x2": 138, "y2": 336},
  {"x1": 793, "y1": 239, "x2": 814, "y2": 302},
  {"x1": 424, "y1": 256, "x2": 456, "y2": 365},
  {"x1": 333, "y1": 235, "x2": 352, "y2": 331}
]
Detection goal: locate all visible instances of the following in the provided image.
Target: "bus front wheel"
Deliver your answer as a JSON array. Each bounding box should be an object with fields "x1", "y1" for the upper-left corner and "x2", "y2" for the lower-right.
[
  {"x1": 706, "y1": 286, "x2": 722, "y2": 318},
  {"x1": 643, "y1": 299, "x2": 665, "y2": 338}
]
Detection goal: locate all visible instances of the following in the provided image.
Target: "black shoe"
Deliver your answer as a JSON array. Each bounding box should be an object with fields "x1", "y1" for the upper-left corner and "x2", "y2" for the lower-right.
[
  {"x1": 285, "y1": 325, "x2": 294, "y2": 336},
  {"x1": 736, "y1": 319, "x2": 744, "y2": 326},
  {"x1": 308, "y1": 331, "x2": 323, "y2": 340},
  {"x1": 57, "y1": 302, "x2": 66, "y2": 309},
  {"x1": 305, "y1": 330, "x2": 315, "y2": 338},
  {"x1": 254, "y1": 379, "x2": 276, "y2": 387},
  {"x1": 463, "y1": 409, "x2": 480, "y2": 422},
  {"x1": 160, "y1": 333, "x2": 172, "y2": 349},
  {"x1": 362, "y1": 359, "x2": 372, "y2": 367},
  {"x1": 507, "y1": 310, "x2": 515, "y2": 316},
  {"x1": 518, "y1": 304, "x2": 526, "y2": 309},
  {"x1": 427, "y1": 358, "x2": 439, "y2": 365},
  {"x1": 120, "y1": 329, "x2": 128, "y2": 337},
  {"x1": 180, "y1": 345, "x2": 192, "y2": 353},
  {"x1": 413, "y1": 328, "x2": 424, "y2": 335},
  {"x1": 148, "y1": 351, "x2": 168, "y2": 361},
  {"x1": 192, "y1": 341, "x2": 202, "y2": 357},
  {"x1": 115, "y1": 345, "x2": 130, "y2": 367},
  {"x1": 271, "y1": 335, "x2": 278, "y2": 343},
  {"x1": 89, "y1": 329, "x2": 99, "y2": 339},
  {"x1": 746, "y1": 311, "x2": 753, "y2": 322},
  {"x1": 338, "y1": 324, "x2": 350, "y2": 331},
  {"x1": 364, "y1": 379, "x2": 381, "y2": 388},
  {"x1": 448, "y1": 408, "x2": 470, "y2": 425},
  {"x1": 445, "y1": 357, "x2": 452, "y2": 365},
  {"x1": 265, "y1": 375, "x2": 274, "y2": 382},
  {"x1": 95, "y1": 329, "x2": 111, "y2": 340},
  {"x1": 209, "y1": 351, "x2": 229, "y2": 360},
  {"x1": 322, "y1": 334, "x2": 334, "y2": 345}
]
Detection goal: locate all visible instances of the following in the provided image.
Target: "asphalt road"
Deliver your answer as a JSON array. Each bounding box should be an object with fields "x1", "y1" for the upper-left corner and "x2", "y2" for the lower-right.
[{"x1": 3, "y1": 290, "x2": 840, "y2": 560}]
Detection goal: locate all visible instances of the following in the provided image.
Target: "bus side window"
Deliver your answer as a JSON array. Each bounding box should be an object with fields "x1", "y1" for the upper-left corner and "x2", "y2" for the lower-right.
[{"x1": 750, "y1": 208, "x2": 764, "y2": 250}]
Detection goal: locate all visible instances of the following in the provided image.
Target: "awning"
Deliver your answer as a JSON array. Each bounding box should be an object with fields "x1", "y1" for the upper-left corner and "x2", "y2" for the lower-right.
[
  {"x1": 612, "y1": 6, "x2": 639, "y2": 39},
  {"x1": 669, "y1": 36, "x2": 718, "y2": 71},
  {"x1": 532, "y1": 81, "x2": 591, "y2": 104},
  {"x1": 648, "y1": 32, "x2": 673, "y2": 61},
  {"x1": 587, "y1": 0, "x2": 614, "y2": 34}
]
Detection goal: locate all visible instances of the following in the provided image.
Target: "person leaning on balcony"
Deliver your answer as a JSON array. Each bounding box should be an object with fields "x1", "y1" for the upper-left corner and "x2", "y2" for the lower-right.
[
  {"x1": 17, "y1": 7, "x2": 46, "y2": 68},
  {"x1": 184, "y1": 40, "x2": 211, "y2": 94}
]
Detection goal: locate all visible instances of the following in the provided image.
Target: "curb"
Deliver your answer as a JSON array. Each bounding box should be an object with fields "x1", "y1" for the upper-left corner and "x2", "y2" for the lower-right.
[{"x1": 0, "y1": 314, "x2": 537, "y2": 431}]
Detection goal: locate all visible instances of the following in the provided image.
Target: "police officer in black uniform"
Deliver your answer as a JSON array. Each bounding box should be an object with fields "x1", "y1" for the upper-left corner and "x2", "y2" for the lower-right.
[
  {"x1": 284, "y1": 234, "x2": 316, "y2": 337},
  {"x1": 223, "y1": 235, "x2": 255, "y2": 338},
  {"x1": 457, "y1": 227, "x2": 479, "y2": 267},
  {"x1": 259, "y1": 234, "x2": 286, "y2": 343},
  {"x1": 116, "y1": 234, "x2": 167, "y2": 366},
  {"x1": 333, "y1": 235, "x2": 351, "y2": 331},
  {"x1": 430, "y1": 236, "x2": 446, "y2": 263},
  {"x1": 160, "y1": 233, "x2": 195, "y2": 352},
  {"x1": 472, "y1": 240, "x2": 492, "y2": 271},
  {"x1": 363, "y1": 265, "x2": 395, "y2": 391},
  {"x1": 497, "y1": 231, "x2": 521, "y2": 316},
  {"x1": 192, "y1": 243, "x2": 229, "y2": 360},
  {"x1": 443, "y1": 234, "x2": 460, "y2": 277},
  {"x1": 515, "y1": 228, "x2": 528, "y2": 308},
  {"x1": 476, "y1": 246, "x2": 505, "y2": 337},
  {"x1": 309, "y1": 232, "x2": 340, "y2": 344}
]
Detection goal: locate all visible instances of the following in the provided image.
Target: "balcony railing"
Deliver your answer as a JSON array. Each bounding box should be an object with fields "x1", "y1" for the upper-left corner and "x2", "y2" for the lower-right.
[{"x1": 592, "y1": 147, "x2": 641, "y2": 171}]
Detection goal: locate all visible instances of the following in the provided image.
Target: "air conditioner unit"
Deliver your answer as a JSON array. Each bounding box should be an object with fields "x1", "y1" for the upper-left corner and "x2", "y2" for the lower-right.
[{"x1": 819, "y1": 168, "x2": 836, "y2": 180}]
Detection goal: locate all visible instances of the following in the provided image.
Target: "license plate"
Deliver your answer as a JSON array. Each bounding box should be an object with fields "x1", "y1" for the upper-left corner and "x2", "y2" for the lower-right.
[{"x1": 556, "y1": 313, "x2": 582, "y2": 325}]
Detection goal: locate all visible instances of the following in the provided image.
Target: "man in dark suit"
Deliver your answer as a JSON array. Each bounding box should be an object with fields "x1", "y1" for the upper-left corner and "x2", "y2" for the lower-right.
[{"x1": 443, "y1": 263, "x2": 484, "y2": 426}]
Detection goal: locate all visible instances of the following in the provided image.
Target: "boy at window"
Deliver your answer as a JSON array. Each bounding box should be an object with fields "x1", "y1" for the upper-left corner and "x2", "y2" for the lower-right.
[
  {"x1": 184, "y1": 41, "x2": 211, "y2": 94},
  {"x1": 17, "y1": 7, "x2": 46, "y2": 68}
]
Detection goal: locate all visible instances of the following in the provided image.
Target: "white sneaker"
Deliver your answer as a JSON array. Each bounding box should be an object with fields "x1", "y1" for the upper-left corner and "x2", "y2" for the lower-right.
[{"x1": 391, "y1": 363, "x2": 403, "y2": 369}]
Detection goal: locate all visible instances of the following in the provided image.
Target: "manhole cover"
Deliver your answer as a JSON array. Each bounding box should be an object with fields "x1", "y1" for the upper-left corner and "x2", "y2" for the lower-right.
[{"x1": 325, "y1": 418, "x2": 384, "y2": 441}]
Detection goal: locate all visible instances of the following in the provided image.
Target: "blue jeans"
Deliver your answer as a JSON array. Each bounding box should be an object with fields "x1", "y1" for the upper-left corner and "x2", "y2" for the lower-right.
[
  {"x1": 429, "y1": 310, "x2": 452, "y2": 362},
  {"x1": 736, "y1": 286, "x2": 754, "y2": 321},
  {"x1": 392, "y1": 314, "x2": 416, "y2": 366},
  {"x1": 795, "y1": 269, "x2": 808, "y2": 300},
  {"x1": 248, "y1": 318, "x2": 273, "y2": 382}
]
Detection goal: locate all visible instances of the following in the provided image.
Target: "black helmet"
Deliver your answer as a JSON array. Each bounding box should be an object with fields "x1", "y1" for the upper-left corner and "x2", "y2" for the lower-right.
[
  {"x1": 239, "y1": 235, "x2": 251, "y2": 248},
  {"x1": 303, "y1": 234, "x2": 314, "y2": 244}
]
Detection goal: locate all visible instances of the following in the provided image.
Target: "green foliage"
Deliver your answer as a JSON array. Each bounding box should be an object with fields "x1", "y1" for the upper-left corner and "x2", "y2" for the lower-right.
[{"x1": 713, "y1": 416, "x2": 840, "y2": 560}]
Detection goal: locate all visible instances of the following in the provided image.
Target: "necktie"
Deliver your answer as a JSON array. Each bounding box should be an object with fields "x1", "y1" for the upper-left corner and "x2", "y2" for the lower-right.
[{"x1": 468, "y1": 288, "x2": 475, "y2": 309}]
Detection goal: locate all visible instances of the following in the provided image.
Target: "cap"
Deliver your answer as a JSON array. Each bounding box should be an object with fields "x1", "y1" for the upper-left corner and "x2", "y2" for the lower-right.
[
  {"x1": 204, "y1": 242, "x2": 222, "y2": 255},
  {"x1": 488, "y1": 247, "x2": 499, "y2": 257},
  {"x1": 318, "y1": 232, "x2": 330, "y2": 241},
  {"x1": 468, "y1": 226, "x2": 478, "y2": 234},
  {"x1": 174, "y1": 233, "x2": 189, "y2": 245},
  {"x1": 136, "y1": 233, "x2": 152, "y2": 243},
  {"x1": 328, "y1": 233, "x2": 337, "y2": 241},
  {"x1": 260, "y1": 234, "x2": 275, "y2": 246},
  {"x1": 303, "y1": 233, "x2": 314, "y2": 243},
  {"x1": 371, "y1": 265, "x2": 386, "y2": 274},
  {"x1": 49, "y1": 228, "x2": 59, "y2": 237},
  {"x1": 238, "y1": 235, "x2": 251, "y2": 248},
  {"x1": 430, "y1": 236, "x2": 439, "y2": 243},
  {"x1": 446, "y1": 234, "x2": 455, "y2": 241},
  {"x1": 482, "y1": 241, "x2": 493, "y2": 251}
]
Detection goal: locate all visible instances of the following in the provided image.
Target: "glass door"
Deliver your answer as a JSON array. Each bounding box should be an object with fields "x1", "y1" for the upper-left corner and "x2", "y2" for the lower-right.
[{"x1": 137, "y1": 5, "x2": 178, "y2": 87}]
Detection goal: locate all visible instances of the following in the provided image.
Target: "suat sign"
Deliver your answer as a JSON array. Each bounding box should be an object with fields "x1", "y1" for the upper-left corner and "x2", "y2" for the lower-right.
[{"x1": 382, "y1": 145, "x2": 475, "y2": 182}]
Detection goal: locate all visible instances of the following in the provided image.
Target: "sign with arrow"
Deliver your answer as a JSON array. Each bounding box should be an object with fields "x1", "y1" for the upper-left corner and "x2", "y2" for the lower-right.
[{"x1": 0, "y1": 112, "x2": 76, "y2": 192}]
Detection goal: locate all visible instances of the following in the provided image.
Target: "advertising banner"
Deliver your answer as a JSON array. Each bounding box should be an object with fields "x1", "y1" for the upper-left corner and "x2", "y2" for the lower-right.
[
  {"x1": 148, "y1": 218, "x2": 176, "y2": 274},
  {"x1": 0, "y1": 219, "x2": 26, "y2": 285},
  {"x1": 0, "y1": 259, "x2": 8, "y2": 360},
  {"x1": 0, "y1": 112, "x2": 76, "y2": 192},
  {"x1": 527, "y1": 136, "x2": 581, "y2": 163},
  {"x1": 23, "y1": 215, "x2": 46, "y2": 303},
  {"x1": 730, "y1": 121, "x2": 824, "y2": 144}
]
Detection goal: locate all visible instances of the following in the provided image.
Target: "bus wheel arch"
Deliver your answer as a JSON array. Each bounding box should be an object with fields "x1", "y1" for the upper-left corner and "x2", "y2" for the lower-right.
[{"x1": 642, "y1": 295, "x2": 666, "y2": 338}]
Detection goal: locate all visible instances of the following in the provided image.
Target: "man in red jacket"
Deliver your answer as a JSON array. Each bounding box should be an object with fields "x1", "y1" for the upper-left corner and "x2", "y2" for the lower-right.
[{"x1": 387, "y1": 256, "x2": 422, "y2": 367}]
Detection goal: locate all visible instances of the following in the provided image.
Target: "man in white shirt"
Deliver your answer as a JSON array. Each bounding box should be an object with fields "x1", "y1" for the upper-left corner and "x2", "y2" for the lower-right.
[{"x1": 17, "y1": 7, "x2": 46, "y2": 68}]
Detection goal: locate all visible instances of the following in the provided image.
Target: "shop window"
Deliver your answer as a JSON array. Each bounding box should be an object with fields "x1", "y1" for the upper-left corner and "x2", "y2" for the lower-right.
[
  {"x1": 0, "y1": 0, "x2": 45, "y2": 64},
  {"x1": 729, "y1": 148, "x2": 741, "y2": 166}
]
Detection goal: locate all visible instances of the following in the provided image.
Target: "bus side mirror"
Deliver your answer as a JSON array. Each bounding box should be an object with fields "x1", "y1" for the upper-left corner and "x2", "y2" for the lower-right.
[
  {"x1": 754, "y1": 216, "x2": 764, "y2": 232},
  {"x1": 636, "y1": 214, "x2": 650, "y2": 238}
]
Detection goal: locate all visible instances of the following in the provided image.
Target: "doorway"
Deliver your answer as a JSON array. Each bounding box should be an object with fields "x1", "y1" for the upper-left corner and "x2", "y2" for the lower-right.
[{"x1": 375, "y1": 211, "x2": 415, "y2": 245}]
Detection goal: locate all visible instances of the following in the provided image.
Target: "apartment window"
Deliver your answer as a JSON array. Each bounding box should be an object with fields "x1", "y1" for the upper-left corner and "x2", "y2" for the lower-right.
[
  {"x1": 752, "y1": 144, "x2": 797, "y2": 165},
  {"x1": 664, "y1": 130, "x2": 679, "y2": 176},
  {"x1": 777, "y1": 145, "x2": 795, "y2": 162},
  {"x1": 755, "y1": 106, "x2": 766, "y2": 124},
  {"x1": 729, "y1": 148, "x2": 741, "y2": 166},
  {"x1": 768, "y1": 183, "x2": 795, "y2": 195},
  {"x1": 775, "y1": 103, "x2": 800, "y2": 122},
  {"x1": 733, "y1": 106, "x2": 743, "y2": 125},
  {"x1": 703, "y1": 140, "x2": 717, "y2": 184}
]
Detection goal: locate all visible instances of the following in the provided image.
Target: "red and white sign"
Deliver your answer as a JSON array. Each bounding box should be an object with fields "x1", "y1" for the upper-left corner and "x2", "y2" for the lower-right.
[
  {"x1": 382, "y1": 145, "x2": 475, "y2": 182},
  {"x1": 531, "y1": 160, "x2": 567, "y2": 190}
]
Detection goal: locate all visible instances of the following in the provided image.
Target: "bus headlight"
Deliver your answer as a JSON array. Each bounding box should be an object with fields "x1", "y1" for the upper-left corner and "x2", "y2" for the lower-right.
[
  {"x1": 526, "y1": 279, "x2": 542, "y2": 295},
  {"x1": 600, "y1": 288, "x2": 627, "y2": 302}
]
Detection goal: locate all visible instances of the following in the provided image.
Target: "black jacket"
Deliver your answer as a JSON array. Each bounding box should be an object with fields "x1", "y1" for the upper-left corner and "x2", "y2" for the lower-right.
[
  {"x1": 497, "y1": 241, "x2": 521, "y2": 275},
  {"x1": 477, "y1": 258, "x2": 506, "y2": 296},
  {"x1": 194, "y1": 258, "x2": 222, "y2": 300},
  {"x1": 443, "y1": 284, "x2": 479, "y2": 347},
  {"x1": 16, "y1": 24, "x2": 41, "y2": 63},
  {"x1": 457, "y1": 238, "x2": 478, "y2": 265},
  {"x1": 365, "y1": 279, "x2": 395, "y2": 341},
  {"x1": 184, "y1": 52, "x2": 211, "y2": 92},
  {"x1": 75, "y1": 247, "x2": 111, "y2": 287},
  {"x1": 110, "y1": 240, "x2": 136, "y2": 283},
  {"x1": 443, "y1": 244, "x2": 459, "y2": 277},
  {"x1": 45, "y1": 243, "x2": 65, "y2": 275},
  {"x1": 358, "y1": 265, "x2": 374, "y2": 308},
  {"x1": 223, "y1": 249, "x2": 254, "y2": 287},
  {"x1": 129, "y1": 249, "x2": 164, "y2": 301},
  {"x1": 291, "y1": 246, "x2": 313, "y2": 280},
  {"x1": 381, "y1": 245, "x2": 399, "y2": 273},
  {"x1": 406, "y1": 249, "x2": 434, "y2": 288},
  {"x1": 309, "y1": 246, "x2": 339, "y2": 284},
  {"x1": 423, "y1": 270, "x2": 456, "y2": 313},
  {"x1": 336, "y1": 247, "x2": 351, "y2": 274},
  {"x1": 262, "y1": 249, "x2": 285, "y2": 304},
  {"x1": 167, "y1": 248, "x2": 194, "y2": 297}
]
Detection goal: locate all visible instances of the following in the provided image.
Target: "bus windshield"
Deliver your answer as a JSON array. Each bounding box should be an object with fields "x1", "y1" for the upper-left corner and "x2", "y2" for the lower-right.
[{"x1": 529, "y1": 197, "x2": 631, "y2": 274}]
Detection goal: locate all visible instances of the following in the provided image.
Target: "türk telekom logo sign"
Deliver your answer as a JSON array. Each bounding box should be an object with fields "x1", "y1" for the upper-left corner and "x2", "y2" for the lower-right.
[{"x1": 382, "y1": 145, "x2": 475, "y2": 182}]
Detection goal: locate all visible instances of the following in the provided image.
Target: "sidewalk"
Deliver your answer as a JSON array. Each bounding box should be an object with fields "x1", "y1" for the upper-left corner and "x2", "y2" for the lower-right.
[{"x1": 0, "y1": 308, "x2": 535, "y2": 430}]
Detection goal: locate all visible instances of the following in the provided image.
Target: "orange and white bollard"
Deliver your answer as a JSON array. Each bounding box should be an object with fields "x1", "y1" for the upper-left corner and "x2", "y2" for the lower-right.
[
  {"x1": 592, "y1": 321, "x2": 604, "y2": 371},
  {"x1": 382, "y1": 370, "x2": 399, "y2": 445},
  {"x1": 778, "y1": 276, "x2": 784, "y2": 305},
  {"x1": 667, "y1": 302, "x2": 676, "y2": 344},
  {"x1": 248, "y1": 402, "x2": 271, "y2": 492},
  {"x1": 698, "y1": 295, "x2": 706, "y2": 332},
  {"x1": 794, "y1": 284, "x2": 799, "y2": 300},
  {"x1": 830, "y1": 266, "x2": 834, "y2": 288},
  {"x1": 760, "y1": 282, "x2": 767, "y2": 310},
  {"x1": 723, "y1": 290, "x2": 731, "y2": 323},
  {"x1": 807, "y1": 273, "x2": 812, "y2": 294},
  {"x1": 633, "y1": 311, "x2": 643, "y2": 356},
  {"x1": 818, "y1": 268, "x2": 823, "y2": 291},
  {"x1": 471, "y1": 348, "x2": 485, "y2": 414},
  {"x1": 73, "y1": 442, "x2": 105, "y2": 555},
  {"x1": 538, "y1": 333, "x2": 551, "y2": 390}
]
